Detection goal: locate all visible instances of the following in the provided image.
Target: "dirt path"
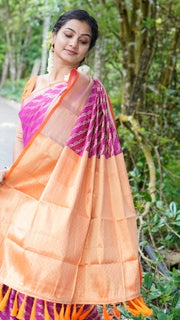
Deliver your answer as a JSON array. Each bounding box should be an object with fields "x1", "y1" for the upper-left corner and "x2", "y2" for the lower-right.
[
  {"x1": 0, "y1": 96, "x2": 20, "y2": 169},
  {"x1": 0, "y1": 95, "x2": 20, "y2": 111}
]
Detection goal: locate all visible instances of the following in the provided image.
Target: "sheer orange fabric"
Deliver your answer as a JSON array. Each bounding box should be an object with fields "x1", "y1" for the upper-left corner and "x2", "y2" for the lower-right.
[{"x1": 0, "y1": 70, "x2": 152, "y2": 317}]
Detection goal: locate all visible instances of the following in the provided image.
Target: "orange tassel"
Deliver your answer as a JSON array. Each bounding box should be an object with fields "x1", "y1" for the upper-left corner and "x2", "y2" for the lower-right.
[
  {"x1": 123, "y1": 296, "x2": 153, "y2": 317},
  {"x1": 0, "y1": 287, "x2": 11, "y2": 311},
  {"x1": 79, "y1": 304, "x2": 95, "y2": 320},
  {"x1": 59, "y1": 304, "x2": 65, "y2": 320},
  {"x1": 71, "y1": 304, "x2": 85, "y2": 320},
  {"x1": 71, "y1": 304, "x2": 77, "y2": 320},
  {"x1": 0, "y1": 284, "x2": 3, "y2": 302},
  {"x1": 30, "y1": 298, "x2": 37, "y2": 320},
  {"x1": 64, "y1": 304, "x2": 71, "y2": 320},
  {"x1": 130, "y1": 297, "x2": 153, "y2": 316},
  {"x1": 44, "y1": 300, "x2": 51, "y2": 320},
  {"x1": 122, "y1": 301, "x2": 140, "y2": 316},
  {"x1": 113, "y1": 304, "x2": 121, "y2": 318},
  {"x1": 103, "y1": 305, "x2": 112, "y2": 320},
  {"x1": 53, "y1": 302, "x2": 59, "y2": 320},
  {"x1": 17, "y1": 295, "x2": 27, "y2": 319},
  {"x1": 11, "y1": 291, "x2": 19, "y2": 316}
]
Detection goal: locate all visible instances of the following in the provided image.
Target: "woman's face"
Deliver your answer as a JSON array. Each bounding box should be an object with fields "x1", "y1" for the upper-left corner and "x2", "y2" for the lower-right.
[{"x1": 52, "y1": 19, "x2": 92, "y2": 68}]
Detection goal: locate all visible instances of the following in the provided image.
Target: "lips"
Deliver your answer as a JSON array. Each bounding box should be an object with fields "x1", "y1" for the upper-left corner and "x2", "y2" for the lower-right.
[{"x1": 65, "y1": 49, "x2": 77, "y2": 55}]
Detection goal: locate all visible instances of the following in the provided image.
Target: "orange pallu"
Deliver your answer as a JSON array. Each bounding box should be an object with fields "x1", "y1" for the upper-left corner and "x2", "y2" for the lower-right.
[{"x1": 0, "y1": 69, "x2": 152, "y2": 318}]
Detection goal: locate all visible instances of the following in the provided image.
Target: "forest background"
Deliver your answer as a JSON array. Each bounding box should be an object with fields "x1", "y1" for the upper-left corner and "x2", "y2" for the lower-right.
[{"x1": 0, "y1": 0, "x2": 180, "y2": 319}]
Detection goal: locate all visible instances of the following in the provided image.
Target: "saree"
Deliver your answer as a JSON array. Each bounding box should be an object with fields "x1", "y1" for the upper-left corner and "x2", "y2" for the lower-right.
[{"x1": 0, "y1": 69, "x2": 152, "y2": 319}]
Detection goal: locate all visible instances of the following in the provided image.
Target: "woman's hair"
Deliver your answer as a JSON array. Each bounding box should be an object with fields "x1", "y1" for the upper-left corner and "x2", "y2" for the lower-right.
[{"x1": 52, "y1": 9, "x2": 98, "y2": 50}]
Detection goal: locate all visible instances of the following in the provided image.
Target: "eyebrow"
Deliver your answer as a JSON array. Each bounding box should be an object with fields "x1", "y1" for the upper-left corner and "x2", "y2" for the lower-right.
[{"x1": 65, "y1": 27, "x2": 91, "y2": 38}]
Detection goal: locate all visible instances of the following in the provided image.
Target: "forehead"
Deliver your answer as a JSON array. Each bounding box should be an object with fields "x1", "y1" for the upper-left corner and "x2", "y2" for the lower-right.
[{"x1": 61, "y1": 19, "x2": 92, "y2": 36}]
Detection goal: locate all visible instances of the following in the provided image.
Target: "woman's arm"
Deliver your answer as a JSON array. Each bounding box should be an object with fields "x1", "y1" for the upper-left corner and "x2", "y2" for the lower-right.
[
  {"x1": 1, "y1": 77, "x2": 38, "y2": 183},
  {"x1": 0, "y1": 119, "x2": 23, "y2": 184},
  {"x1": 0, "y1": 118, "x2": 23, "y2": 184},
  {"x1": 13, "y1": 120, "x2": 24, "y2": 162},
  {"x1": 0, "y1": 167, "x2": 9, "y2": 184},
  {"x1": 12, "y1": 76, "x2": 38, "y2": 162}
]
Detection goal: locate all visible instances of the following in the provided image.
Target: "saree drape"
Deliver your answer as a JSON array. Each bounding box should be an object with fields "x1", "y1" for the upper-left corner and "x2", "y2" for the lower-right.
[{"x1": 0, "y1": 69, "x2": 152, "y2": 318}]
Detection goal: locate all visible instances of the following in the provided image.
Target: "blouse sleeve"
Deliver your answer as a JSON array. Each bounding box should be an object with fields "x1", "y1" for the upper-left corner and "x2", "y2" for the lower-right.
[
  {"x1": 13, "y1": 77, "x2": 37, "y2": 162},
  {"x1": 21, "y1": 76, "x2": 38, "y2": 102}
]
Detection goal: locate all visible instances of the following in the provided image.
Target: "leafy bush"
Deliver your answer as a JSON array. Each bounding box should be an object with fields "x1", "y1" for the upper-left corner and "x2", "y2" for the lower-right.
[
  {"x1": 151, "y1": 202, "x2": 180, "y2": 248},
  {"x1": 119, "y1": 269, "x2": 180, "y2": 320},
  {"x1": 0, "y1": 79, "x2": 26, "y2": 102}
]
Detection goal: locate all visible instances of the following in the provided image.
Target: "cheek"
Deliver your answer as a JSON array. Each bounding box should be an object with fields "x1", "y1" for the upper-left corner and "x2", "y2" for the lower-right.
[
  {"x1": 80, "y1": 45, "x2": 89, "y2": 56},
  {"x1": 55, "y1": 35, "x2": 67, "y2": 48}
]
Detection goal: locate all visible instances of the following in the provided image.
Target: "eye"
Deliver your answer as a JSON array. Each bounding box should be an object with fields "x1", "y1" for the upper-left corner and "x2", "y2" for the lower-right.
[
  {"x1": 79, "y1": 38, "x2": 89, "y2": 45},
  {"x1": 80, "y1": 40, "x2": 88, "y2": 45},
  {"x1": 64, "y1": 33, "x2": 72, "y2": 38}
]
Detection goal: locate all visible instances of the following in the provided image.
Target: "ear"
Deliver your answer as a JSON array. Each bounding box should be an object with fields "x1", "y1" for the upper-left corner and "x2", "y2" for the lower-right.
[{"x1": 51, "y1": 32, "x2": 56, "y2": 45}]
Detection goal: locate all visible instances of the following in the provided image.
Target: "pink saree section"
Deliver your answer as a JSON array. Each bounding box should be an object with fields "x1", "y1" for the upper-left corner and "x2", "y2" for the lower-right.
[
  {"x1": 19, "y1": 82, "x2": 68, "y2": 147},
  {"x1": 0, "y1": 69, "x2": 152, "y2": 318},
  {"x1": 67, "y1": 80, "x2": 121, "y2": 158}
]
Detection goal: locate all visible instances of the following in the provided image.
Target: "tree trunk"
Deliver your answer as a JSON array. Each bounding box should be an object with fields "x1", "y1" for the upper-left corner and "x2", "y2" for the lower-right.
[
  {"x1": 2, "y1": 2, "x2": 16, "y2": 82},
  {"x1": 40, "y1": 15, "x2": 51, "y2": 75},
  {"x1": 17, "y1": 25, "x2": 32, "y2": 80},
  {"x1": 30, "y1": 59, "x2": 41, "y2": 78},
  {"x1": 5, "y1": 27, "x2": 16, "y2": 82},
  {"x1": 119, "y1": 114, "x2": 156, "y2": 202},
  {"x1": 1, "y1": 52, "x2": 9, "y2": 87},
  {"x1": 93, "y1": 39, "x2": 104, "y2": 81},
  {"x1": 160, "y1": 28, "x2": 180, "y2": 88},
  {"x1": 116, "y1": 0, "x2": 157, "y2": 204},
  {"x1": 16, "y1": 27, "x2": 23, "y2": 81}
]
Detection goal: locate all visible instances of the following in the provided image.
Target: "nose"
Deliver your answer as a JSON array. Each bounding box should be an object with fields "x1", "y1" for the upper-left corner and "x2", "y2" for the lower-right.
[{"x1": 70, "y1": 37, "x2": 78, "y2": 48}]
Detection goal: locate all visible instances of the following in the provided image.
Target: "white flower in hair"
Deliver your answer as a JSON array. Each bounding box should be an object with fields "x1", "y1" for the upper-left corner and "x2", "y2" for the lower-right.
[
  {"x1": 78, "y1": 64, "x2": 90, "y2": 74},
  {"x1": 64, "y1": 73, "x2": 70, "y2": 81},
  {"x1": 64, "y1": 65, "x2": 90, "y2": 82},
  {"x1": 47, "y1": 49, "x2": 54, "y2": 74}
]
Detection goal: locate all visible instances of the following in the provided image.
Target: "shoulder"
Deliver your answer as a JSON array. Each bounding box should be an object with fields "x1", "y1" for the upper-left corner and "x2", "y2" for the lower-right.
[
  {"x1": 21, "y1": 74, "x2": 50, "y2": 102},
  {"x1": 77, "y1": 67, "x2": 105, "y2": 92},
  {"x1": 21, "y1": 76, "x2": 38, "y2": 102}
]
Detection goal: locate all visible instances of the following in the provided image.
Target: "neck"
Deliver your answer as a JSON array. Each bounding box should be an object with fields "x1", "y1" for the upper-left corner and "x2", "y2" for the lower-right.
[{"x1": 50, "y1": 56, "x2": 78, "y2": 82}]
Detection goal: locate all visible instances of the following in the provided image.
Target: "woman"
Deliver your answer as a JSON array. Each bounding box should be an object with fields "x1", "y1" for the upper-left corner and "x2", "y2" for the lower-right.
[{"x1": 0, "y1": 9, "x2": 152, "y2": 320}]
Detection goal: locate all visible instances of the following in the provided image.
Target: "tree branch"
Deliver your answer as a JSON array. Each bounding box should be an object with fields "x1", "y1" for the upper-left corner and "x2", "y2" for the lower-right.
[{"x1": 118, "y1": 114, "x2": 156, "y2": 201}]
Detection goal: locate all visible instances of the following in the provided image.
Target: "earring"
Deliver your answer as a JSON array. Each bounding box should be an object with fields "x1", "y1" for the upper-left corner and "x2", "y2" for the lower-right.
[{"x1": 47, "y1": 43, "x2": 54, "y2": 74}]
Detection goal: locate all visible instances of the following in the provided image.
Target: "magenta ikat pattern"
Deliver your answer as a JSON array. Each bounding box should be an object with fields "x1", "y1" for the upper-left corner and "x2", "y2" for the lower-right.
[
  {"x1": 19, "y1": 83, "x2": 67, "y2": 147},
  {"x1": 67, "y1": 79, "x2": 122, "y2": 159}
]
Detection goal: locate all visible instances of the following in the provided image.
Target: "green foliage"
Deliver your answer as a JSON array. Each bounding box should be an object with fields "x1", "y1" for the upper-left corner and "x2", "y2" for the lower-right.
[
  {"x1": 138, "y1": 201, "x2": 180, "y2": 264},
  {"x1": 151, "y1": 202, "x2": 180, "y2": 248},
  {"x1": 162, "y1": 157, "x2": 180, "y2": 206},
  {"x1": 0, "y1": 0, "x2": 62, "y2": 78},
  {"x1": 0, "y1": 79, "x2": 26, "y2": 102},
  {"x1": 119, "y1": 270, "x2": 180, "y2": 320}
]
